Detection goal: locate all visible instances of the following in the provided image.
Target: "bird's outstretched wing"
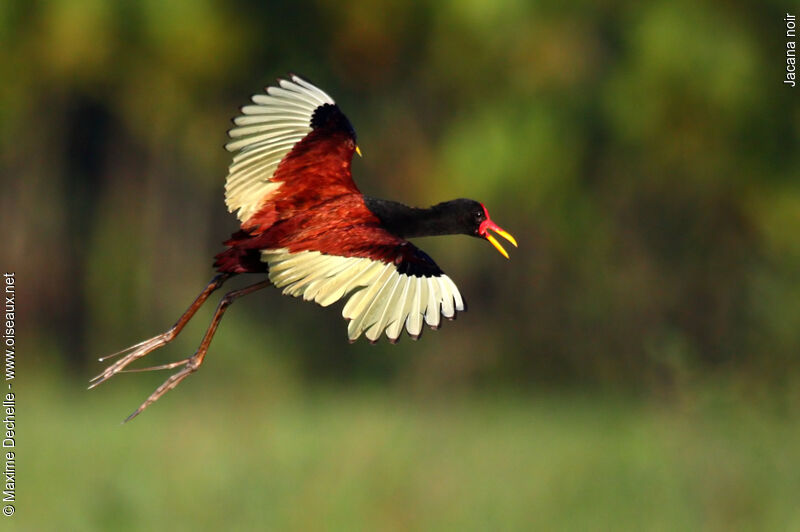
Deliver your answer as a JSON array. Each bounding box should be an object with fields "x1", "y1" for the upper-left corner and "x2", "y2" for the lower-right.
[
  {"x1": 225, "y1": 74, "x2": 350, "y2": 223},
  {"x1": 262, "y1": 241, "x2": 464, "y2": 343}
]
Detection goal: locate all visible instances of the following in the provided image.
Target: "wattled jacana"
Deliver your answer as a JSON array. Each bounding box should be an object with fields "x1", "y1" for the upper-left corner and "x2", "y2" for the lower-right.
[{"x1": 91, "y1": 75, "x2": 517, "y2": 421}]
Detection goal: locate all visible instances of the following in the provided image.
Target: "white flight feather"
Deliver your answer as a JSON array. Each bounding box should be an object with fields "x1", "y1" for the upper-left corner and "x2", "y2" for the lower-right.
[{"x1": 224, "y1": 76, "x2": 336, "y2": 222}]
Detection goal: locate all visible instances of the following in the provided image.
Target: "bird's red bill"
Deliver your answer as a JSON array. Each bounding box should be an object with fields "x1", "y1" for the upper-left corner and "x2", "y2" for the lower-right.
[{"x1": 479, "y1": 205, "x2": 517, "y2": 259}]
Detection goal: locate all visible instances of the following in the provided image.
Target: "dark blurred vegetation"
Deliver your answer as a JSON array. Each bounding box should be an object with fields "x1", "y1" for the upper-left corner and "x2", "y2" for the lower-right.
[
  {"x1": 2, "y1": 0, "x2": 799, "y2": 528},
  {"x1": 3, "y1": 0, "x2": 797, "y2": 389}
]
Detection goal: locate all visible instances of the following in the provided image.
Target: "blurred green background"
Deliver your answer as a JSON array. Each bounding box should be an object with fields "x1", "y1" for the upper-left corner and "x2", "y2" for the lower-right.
[{"x1": 2, "y1": 0, "x2": 800, "y2": 529}]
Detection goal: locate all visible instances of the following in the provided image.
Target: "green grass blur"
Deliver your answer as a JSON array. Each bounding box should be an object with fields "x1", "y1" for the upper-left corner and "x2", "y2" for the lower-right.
[
  {"x1": 19, "y1": 368, "x2": 800, "y2": 531},
  {"x1": 2, "y1": 0, "x2": 799, "y2": 529}
]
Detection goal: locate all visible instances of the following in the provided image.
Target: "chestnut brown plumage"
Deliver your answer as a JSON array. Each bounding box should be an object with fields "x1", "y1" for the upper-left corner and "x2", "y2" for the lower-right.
[{"x1": 91, "y1": 74, "x2": 517, "y2": 421}]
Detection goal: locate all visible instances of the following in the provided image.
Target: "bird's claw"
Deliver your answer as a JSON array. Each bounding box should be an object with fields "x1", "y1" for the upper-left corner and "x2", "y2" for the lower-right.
[
  {"x1": 89, "y1": 330, "x2": 175, "y2": 389},
  {"x1": 91, "y1": 328, "x2": 206, "y2": 422},
  {"x1": 122, "y1": 355, "x2": 201, "y2": 423}
]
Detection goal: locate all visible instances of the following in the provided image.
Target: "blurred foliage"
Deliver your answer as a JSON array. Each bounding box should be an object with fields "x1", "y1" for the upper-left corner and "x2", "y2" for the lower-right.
[{"x1": 2, "y1": 0, "x2": 800, "y2": 528}]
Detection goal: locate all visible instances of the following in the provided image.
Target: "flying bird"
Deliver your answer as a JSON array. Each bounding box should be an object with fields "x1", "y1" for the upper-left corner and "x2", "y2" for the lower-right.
[{"x1": 91, "y1": 74, "x2": 517, "y2": 421}]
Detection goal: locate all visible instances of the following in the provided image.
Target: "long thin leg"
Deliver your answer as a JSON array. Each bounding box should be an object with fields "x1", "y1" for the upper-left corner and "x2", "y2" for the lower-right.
[
  {"x1": 123, "y1": 279, "x2": 270, "y2": 422},
  {"x1": 89, "y1": 273, "x2": 233, "y2": 389}
]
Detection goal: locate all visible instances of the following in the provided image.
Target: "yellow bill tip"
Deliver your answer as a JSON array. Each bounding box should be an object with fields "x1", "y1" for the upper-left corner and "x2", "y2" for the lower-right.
[
  {"x1": 495, "y1": 228, "x2": 517, "y2": 248},
  {"x1": 355, "y1": 145, "x2": 363, "y2": 157},
  {"x1": 486, "y1": 233, "x2": 510, "y2": 259}
]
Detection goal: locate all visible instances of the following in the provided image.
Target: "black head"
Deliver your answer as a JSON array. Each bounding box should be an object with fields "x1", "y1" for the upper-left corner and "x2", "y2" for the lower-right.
[
  {"x1": 434, "y1": 199, "x2": 487, "y2": 236},
  {"x1": 310, "y1": 103, "x2": 357, "y2": 142},
  {"x1": 435, "y1": 199, "x2": 518, "y2": 258}
]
